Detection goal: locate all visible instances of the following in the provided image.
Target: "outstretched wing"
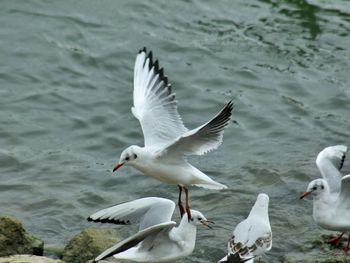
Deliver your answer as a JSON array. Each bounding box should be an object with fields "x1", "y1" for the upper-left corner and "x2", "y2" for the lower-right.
[
  {"x1": 316, "y1": 145, "x2": 347, "y2": 194},
  {"x1": 158, "y1": 101, "x2": 233, "y2": 158},
  {"x1": 336, "y1": 174, "x2": 350, "y2": 210},
  {"x1": 93, "y1": 222, "x2": 176, "y2": 262},
  {"x1": 87, "y1": 197, "x2": 175, "y2": 231},
  {"x1": 132, "y1": 48, "x2": 188, "y2": 150}
]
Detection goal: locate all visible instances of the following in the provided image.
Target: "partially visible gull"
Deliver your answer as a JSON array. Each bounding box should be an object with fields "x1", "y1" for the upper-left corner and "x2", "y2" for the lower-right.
[
  {"x1": 88, "y1": 197, "x2": 213, "y2": 262},
  {"x1": 219, "y1": 193, "x2": 272, "y2": 263}
]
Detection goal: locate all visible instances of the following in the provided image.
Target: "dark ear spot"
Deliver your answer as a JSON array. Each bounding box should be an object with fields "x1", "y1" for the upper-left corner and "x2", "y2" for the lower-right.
[
  {"x1": 133, "y1": 154, "x2": 137, "y2": 159},
  {"x1": 321, "y1": 185, "x2": 324, "y2": 190}
]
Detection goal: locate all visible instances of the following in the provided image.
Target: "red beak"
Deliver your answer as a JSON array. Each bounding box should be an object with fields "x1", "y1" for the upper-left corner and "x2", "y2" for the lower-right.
[
  {"x1": 201, "y1": 220, "x2": 214, "y2": 229},
  {"x1": 113, "y1": 163, "x2": 124, "y2": 172},
  {"x1": 300, "y1": 191, "x2": 311, "y2": 199}
]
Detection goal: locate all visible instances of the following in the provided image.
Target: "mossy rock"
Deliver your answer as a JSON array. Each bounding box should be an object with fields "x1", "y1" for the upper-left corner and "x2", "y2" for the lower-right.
[
  {"x1": 43, "y1": 244, "x2": 65, "y2": 259},
  {"x1": 62, "y1": 228, "x2": 123, "y2": 263},
  {"x1": 0, "y1": 216, "x2": 44, "y2": 257},
  {"x1": 0, "y1": 254, "x2": 64, "y2": 263}
]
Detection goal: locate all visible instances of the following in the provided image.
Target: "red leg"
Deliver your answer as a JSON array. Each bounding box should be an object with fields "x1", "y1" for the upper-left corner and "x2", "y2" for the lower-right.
[
  {"x1": 178, "y1": 185, "x2": 185, "y2": 218},
  {"x1": 327, "y1": 232, "x2": 344, "y2": 246},
  {"x1": 343, "y1": 235, "x2": 350, "y2": 255},
  {"x1": 184, "y1": 186, "x2": 192, "y2": 221}
]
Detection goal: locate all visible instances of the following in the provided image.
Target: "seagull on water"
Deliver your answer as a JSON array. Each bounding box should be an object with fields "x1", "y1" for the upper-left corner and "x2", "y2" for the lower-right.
[
  {"x1": 113, "y1": 48, "x2": 233, "y2": 220},
  {"x1": 87, "y1": 197, "x2": 213, "y2": 262},
  {"x1": 300, "y1": 145, "x2": 350, "y2": 253},
  {"x1": 218, "y1": 193, "x2": 272, "y2": 263}
]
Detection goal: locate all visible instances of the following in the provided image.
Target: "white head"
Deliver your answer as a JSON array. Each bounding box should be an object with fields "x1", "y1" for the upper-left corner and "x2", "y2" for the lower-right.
[
  {"x1": 188, "y1": 210, "x2": 214, "y2": 228},
  {"x1": 300, "y1": 179, "x2": 329, "y2": 199},
  {"x1": 113, "y1": 145, "x2": 143, "y2": 172},
  {"x1": 255, "y1": 193, "x2": 269, "y2": 207},
  {"x1": 249, "y1": 193, "x2": 269, "y2": 218}
]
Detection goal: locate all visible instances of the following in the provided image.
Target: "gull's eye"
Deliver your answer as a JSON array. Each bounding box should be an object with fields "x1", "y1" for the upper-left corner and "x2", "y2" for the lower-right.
[
  {"x1": 312, "y1": 186, "x2": 317, "y2": 190},
  {"x1": 133, "y1": 154, "x2": 137, "y2": 159},
  {"x1": 125, "y1": 156, "x2": 130, "y2": 161},
  {"x1": 198, "y1": 217, "x2": 202, "y2": 221}
]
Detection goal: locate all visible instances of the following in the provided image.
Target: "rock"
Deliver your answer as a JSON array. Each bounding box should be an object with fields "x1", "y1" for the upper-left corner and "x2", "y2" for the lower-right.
[
  {"x1": 0, "y1": 216, "x2": 44, "y2": 257},
  {"x1": 62, "y1": 228, "x2": 123, "y2": 263},
  {"x1": 43, "y1": 244, "x2": 65, "y2": 259},
  {"x1": 0, "y1": 255, "x2": 64, "y2": 263}
]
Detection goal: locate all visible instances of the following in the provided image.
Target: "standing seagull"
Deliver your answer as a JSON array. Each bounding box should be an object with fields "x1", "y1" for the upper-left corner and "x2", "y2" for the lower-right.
[
  {"x1": 113, "y1": 48, "x2": 233, "y2": 220},
  {"x1": 300, "y1": 145, "x2": 350, "y2": 253},
  {"x1": 218, "y1": 194, "x2": 272, "y2": 263},
  {"x1": 300, "y1": 145, "x2": 347, "y2": 243},
  {"x1": 87, "y1": 197, "x2": 213, "y2": 262}
]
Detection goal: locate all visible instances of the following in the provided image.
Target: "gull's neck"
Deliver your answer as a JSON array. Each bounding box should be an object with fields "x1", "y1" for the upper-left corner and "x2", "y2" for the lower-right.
[
  {"x1": 312, "y1": 190, "x2": 335, "y2": 225},
  {"x1": 178, "y1": 215, "x2": 197, "y2": 235},
  {"x1": 312, "y1": 186, "x2": 334, "y2": 206},
  {"x1": 167, "y1": 214, "x2": 197, "y2": 257},
  {"x1": 172, "y1": 214, "x2": 197, "y2": 244}
]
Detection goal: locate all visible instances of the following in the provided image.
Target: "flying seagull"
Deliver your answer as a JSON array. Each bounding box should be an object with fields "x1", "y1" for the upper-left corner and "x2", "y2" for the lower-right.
[{"x1": 113, "y1": 47, "x2": 233, "y2": 220}]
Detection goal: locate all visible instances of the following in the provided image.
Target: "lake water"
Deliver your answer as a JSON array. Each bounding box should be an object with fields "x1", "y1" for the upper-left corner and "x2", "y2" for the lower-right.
[{"x1": 1, "y1": 0, "x2": 350, "y2": 262}]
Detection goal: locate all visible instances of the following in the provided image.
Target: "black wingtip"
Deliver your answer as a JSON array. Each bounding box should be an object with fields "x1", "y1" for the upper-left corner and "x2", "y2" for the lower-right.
[
  {"x1": 159, "y1": 68, "x2": 164, "y2": 79},
  {"x1": 138, "y1": 47, "x2": 154, "y2": 67},
  {"x1": 227, "y1": 100, "x2": 234, "y2": 110},
  {"x1": 222, "y1": 100, "x2": 234, "y2": 117},
  {"x1": 87, "y1": 217, "x2": 132, "y2": 225},
  {"x1": 168, "y1": 84, "x2": 172, "y2": 93},
  {"x1": 163, "y1": 76, "x2": 168, "y2": 86},
  {"x1": 147, "y1": 51, "x2": 153, "y2": 69},
  {"x1": 136, "y1": 48, "x2": 174, "y2": 101},
  {"x1": 340, "y1": 154, "x2": 346, "y2": 170},
  {"x1": 154, "y1": 59, "x2": 159, "y2": 71},
  {"x1": 139, "y1": 47, "x2": 147, "y2": 54}
]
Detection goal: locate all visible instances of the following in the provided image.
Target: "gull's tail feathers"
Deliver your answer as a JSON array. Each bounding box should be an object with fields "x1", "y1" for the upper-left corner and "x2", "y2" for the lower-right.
[
  {"x1": 191, "y1": 165, "x2": 227, "y2": 190},
  {"x1": 218, "y1": 253, "x2": 254, "y2": 263},
  {"x1": 194, "y1": 181, "x2": 227, "y2": 190}
]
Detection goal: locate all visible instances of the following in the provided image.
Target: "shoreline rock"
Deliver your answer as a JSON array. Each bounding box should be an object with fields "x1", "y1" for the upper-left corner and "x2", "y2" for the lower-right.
[
  {"x1": 0, "y1": 216, "x2": 43, "y2": 257},
  {"x1": 62, "y1": 228, "x2": 123, "y2": 263},
  {"x1": 0, "y1": 255, "x2": 64, "y2": 263},
  {"x1": 2, "y1": 215, "x2": 350, "y2": 262},
  {"x1": 43, "y1": 244, "x2": 65, "y2": 259}
]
